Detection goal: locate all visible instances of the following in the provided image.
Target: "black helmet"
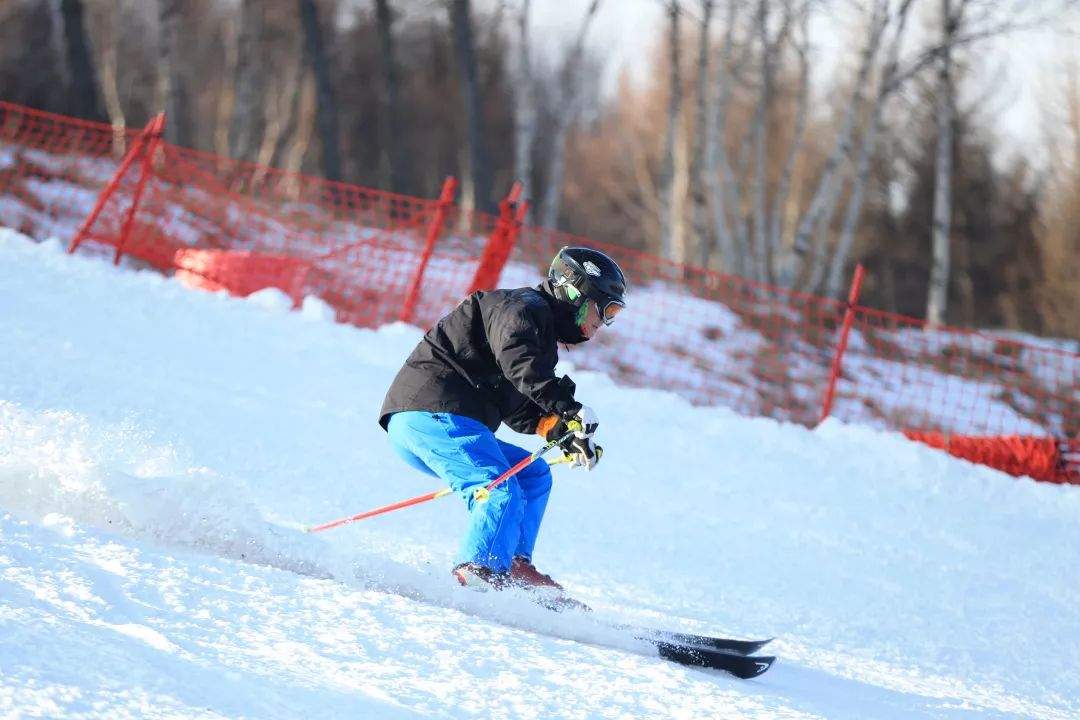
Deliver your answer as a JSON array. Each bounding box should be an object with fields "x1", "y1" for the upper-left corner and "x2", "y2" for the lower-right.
[{"x1": 548, "y1": 246, "x2": 627, "y2": 325}]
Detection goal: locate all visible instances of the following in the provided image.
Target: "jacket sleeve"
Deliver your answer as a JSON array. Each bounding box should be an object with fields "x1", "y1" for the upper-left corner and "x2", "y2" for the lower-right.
[{"x1": 485, "y1": 302, "x2": 580, "y2": 419}]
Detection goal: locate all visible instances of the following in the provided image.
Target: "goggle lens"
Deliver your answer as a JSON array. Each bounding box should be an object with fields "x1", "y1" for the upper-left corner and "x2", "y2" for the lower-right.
[{"x1": 601, "y1": 301, "x2": 623, "y2": 324}]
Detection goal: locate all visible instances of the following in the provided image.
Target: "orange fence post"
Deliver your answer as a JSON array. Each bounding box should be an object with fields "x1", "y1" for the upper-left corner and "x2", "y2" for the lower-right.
[
  {"x1": 400, "y1": 176, "x2": 457, "y2": 324},
  {"x1": 113, "y1": 113, "x2": 166, "y2": 265},
  {"x1": 67, "y1": 115, "x2": 157, "y2": 255},
  {"x1": 468, "y1": 181, "x2": 525, "y2": 294},
  {"x1": 819, "y1": 263, "x2": 866, "y2": 424}
]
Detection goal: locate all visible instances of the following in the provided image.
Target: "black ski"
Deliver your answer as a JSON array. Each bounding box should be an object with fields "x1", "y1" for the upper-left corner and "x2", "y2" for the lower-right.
[
  {"x1": 518, "y1": 588, "x2": 775, "y2": 676},
  {"x1": 653, "y1": 641, "x2": 776, "y2": 678},
  {"x1": 635, "y1": 628, "x2": 774, "y2": 656}
]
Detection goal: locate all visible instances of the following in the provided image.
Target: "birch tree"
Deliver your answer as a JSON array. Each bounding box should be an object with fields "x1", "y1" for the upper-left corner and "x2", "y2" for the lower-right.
[
  {"x1": 926, "y1": 0, "x2": 959, "y2": 326},
  {"x1": 449, "y1": 0, "x2": 492, "y2": 213},
  {"x1": 820, "y1": 0, "x2": 1052, "y2": 300},
  {"x1": 157, "y1": 0, "x2": 193, "y2": 147},
  {"x1": 300, "y1": 0, "x2": 342, "y2": 182},
  {"x1": 538, "y1": 0, "x2": 602, "y2": 230},
  {"x1": 93, "y1": 1, "x2": 126, "y2": 154},
  {"x1": 374, "y1": 0, "x2": 406, "y2": 191},
  {"x1": 513, "y1": 0, "x2": 536, "y2": 218},
  {"x1": 703, "y1": 0, "x2": 748, "y2": 274},
  {"x1": 657, "y1": 1, "x2": 683, "y2": 261},
  {"x1": 821, "y1": 0, "x2": 917, "y2": 297},
  {"x1": 780, "y1": 0, "x2": 890, "y2": 288},
  {"x1": 689, "y1": 0, "x2": 714, "y2": 268},
  {"x1": 767, "y1": 3, "x2": 810, "y2": 279},
  {"x1": 60, "y1": 0, "x2": 105, "y2": 122},
  {"x1": 229, "y1": 0, "x2": 268, "y2": 162}
]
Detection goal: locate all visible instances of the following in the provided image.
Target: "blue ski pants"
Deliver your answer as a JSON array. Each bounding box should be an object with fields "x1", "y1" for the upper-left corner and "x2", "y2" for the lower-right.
[{"x1": 386, "y1": 411, "x2": 553, "y2": 573}]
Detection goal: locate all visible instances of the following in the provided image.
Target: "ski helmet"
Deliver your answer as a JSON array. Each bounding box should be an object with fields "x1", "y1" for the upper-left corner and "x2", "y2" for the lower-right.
[{"x1": 548, "y1": 246, "x2": 627, "y2": 325}]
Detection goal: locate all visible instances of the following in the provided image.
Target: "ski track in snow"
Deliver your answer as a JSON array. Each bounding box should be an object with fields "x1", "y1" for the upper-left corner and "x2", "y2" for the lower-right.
[{"x1": 1, "y1": 229, "x2": 1078, "y2": 719}]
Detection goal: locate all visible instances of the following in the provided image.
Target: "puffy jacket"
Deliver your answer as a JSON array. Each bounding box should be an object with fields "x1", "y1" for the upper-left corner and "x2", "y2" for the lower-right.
[{"x1": 379, "y1": 281, "x2": 585, "y2": 434}]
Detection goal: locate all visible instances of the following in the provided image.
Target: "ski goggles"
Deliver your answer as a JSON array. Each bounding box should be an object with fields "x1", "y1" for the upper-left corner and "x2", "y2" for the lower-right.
[{"x1": 563, "y1": 283, "x2": 625, "y2": 326}]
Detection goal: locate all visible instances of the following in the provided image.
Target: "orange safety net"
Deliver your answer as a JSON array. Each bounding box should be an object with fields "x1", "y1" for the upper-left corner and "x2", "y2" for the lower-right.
[
  {"x1": 2, "y1": 101, "x2": 1078, "y2": 485},
  {"x1": 903, "y1": 431, "x2": 1078, "y2": 484}
]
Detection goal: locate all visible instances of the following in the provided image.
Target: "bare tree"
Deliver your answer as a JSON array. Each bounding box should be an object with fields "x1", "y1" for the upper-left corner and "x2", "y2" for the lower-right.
[
  {"x1": 822, "y1": 0, "x2": 1053, "y2": 301},
  {"x1": 782, "y1": 0, "x2": 890, "y2": 288},
  {"x1": 230, "y1": 0, "x2": 268, "y2": 162},
  {"x1": 703, "y1": 0, "x2": 747, "y2": 274},
  {"x1": 926, "y1": 0, "x2": 960, "y2": 326},
  {"x1": 157, "y1": 0, "x2": 194, "y2": 147},
  {"x1": 92, "y1": 1, "x2": 126, "y2": 154},
  {"x1": 513, "y1": 0, "x2": 536, "y2": 218},
  {"x1": 60, "y1": 0, "x2": 105, "y2": 122},
  {"x1": 449, "y1": 0, "x2": 493, "y2": 213},
  {"x1": 822, "y1": 0, "x2": 918, "y2": 297},
  {"x1": 689, "y1": 0, "x2": 714, "y2": 268},
  {"x1": 538, "y1": 0, "x2": 603, "y2": 230},
  {"x1": 768, "y1": 2, "x2": 810, "y2": 280},
  {"x1": 746, "y1": 0, "x2": 800, "y2": 281},
  {"x1": 300, "y1": 0, "x2": 342, "y2": 182},
  {"x1": 374, "y1": 0, "x2": 406, "y2": 191},
  {"x1": 657, "y1": 1, "x2": 683, "y2": 261}
]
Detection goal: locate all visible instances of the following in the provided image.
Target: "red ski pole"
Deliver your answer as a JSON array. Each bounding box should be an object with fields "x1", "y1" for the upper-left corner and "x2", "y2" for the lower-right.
[{"x1": 305, "y1": 425, "x2": 582, "y2": 533}]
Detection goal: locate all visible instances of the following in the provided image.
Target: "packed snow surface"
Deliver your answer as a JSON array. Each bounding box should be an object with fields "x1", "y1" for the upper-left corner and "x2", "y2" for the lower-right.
[{"x1": 1, "y1": 228, "x2": 1078, "y2": 719}]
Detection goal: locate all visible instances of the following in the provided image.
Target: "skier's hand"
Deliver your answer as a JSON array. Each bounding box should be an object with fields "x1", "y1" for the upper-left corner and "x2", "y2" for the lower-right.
[
  {"x1": 571, "y1": 405, "x2": 599, "y2": 438},
  {"x1": 538, "y1": 404, "x2": 598, "y2": 442},
  {"x1": 561, "y1": 435, "x2": 600, "y2": 471}
]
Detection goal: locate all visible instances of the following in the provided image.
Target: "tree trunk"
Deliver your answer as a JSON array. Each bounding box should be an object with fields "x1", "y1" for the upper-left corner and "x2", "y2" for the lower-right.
[
  {"x1": 538, "y1": 0, "x2": 602, "y2": 231},
  {"x1": 824, "y1": 0, "x2": 916, "y2": 297},
  {"x1": 300, "y1": 0, "x2": 343, "y2": 182},
  {"x1": 157, "y1": 0, "x2": 193, "y2": 147},
  {"x1": 768, "y1": 3, "x2": 810, "y2": 281},
  {"x1": 513, "y1": 0, "x2": 536, "y2": 220},
  {"x1": 658, "y1": 1, "x2": 683, "y2": 262},
  {"x1": 215, "y1": 12, "x2": 239, "y2": 160},
  {"x1": 927, "y1": 0, "x2": 955, "y2": 327},
  {"x1": 282, "y1": 69, "x2": 318, "y2": 182},
  {"x1": 449, "y1": 0, "x2": 493, "y2": 213},
  {"x1": 748, "y1": 0, "x2": 772, "y2": 282},
  {"x1": 59, "y1": 0, "x2": 105, "y2": 122},
  {"x1": 784, "y1": 0, "x2": 888, "y2": 287},
  {"x1": 229, "y1": 0, "x2": 267, "y2": 163},
  {"x1": 689, "y1": 0, "x2": 713, "y2": 269},
  {"x1": 95, "y1": 6, "x2": 126, "y2": 156},
  {"x1": 704, "y1": 0, "x2": 741, "y2": 273}
]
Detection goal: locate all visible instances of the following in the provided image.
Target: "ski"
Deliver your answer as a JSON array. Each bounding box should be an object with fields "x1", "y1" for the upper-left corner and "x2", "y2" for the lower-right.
[
  {"x1": 508, "y1": 586, "x2": 776, "y2": 676},
  {"x1": 523, "y1": 589, "x2": 774, "y2": 660},
  {"x1": 633, "y1": 627, "x2": 773, "y2": 656},
  {"x1": 653, "y1": 641, "x2": 776, "y2": 678}
]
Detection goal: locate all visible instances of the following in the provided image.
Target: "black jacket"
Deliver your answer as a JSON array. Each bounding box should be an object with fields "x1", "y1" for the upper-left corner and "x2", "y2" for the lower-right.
[{"x1": 379, "y1": 281, "x2": 585, "y2": 434}]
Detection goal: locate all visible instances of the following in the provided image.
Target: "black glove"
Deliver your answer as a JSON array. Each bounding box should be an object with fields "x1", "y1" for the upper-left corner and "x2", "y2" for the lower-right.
[
  {"x1": 538, "y1": 405, "x2": 601, "y2": 472},
  {"x1": 541, "y1": 405, "x2": 598, "y2": 441},
  {"x1": 561, "y1": 435, "x2": 600, "y2": 471}
]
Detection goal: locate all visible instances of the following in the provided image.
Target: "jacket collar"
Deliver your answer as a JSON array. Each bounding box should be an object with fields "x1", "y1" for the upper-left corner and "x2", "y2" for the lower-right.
[{"x1": 538, "y1": 281, "x2": 588, "y2": 345}]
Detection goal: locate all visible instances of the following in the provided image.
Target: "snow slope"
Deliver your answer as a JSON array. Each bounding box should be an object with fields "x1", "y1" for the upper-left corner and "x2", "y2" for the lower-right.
[{"x1": 1, "y1": 229, "x2": 1078, "y2": 719}]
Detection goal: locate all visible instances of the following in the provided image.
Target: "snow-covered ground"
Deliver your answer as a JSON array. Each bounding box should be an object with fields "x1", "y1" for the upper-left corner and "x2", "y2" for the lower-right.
[{"x1": 1, "y1": 228, "x2": 1078, "y2": 719}]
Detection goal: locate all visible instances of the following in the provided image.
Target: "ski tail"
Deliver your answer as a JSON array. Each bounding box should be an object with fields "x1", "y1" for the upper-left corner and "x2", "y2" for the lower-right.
[
  {"x1": 654, "y1": 642, "x2": 776, "y2": 678},
  {"x1": 628, "y1": 625, "x2": 774, "y2": 656}
]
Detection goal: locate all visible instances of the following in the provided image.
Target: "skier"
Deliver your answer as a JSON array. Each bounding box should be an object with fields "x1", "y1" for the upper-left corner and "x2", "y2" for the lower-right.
[{"x1": 379, "y1": 246, "x2": 627, "y2": 591}]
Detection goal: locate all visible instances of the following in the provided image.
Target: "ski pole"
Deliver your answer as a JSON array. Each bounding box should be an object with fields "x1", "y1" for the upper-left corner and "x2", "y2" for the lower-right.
[{"x1": 305, "y1": 423, "x2": 583, "y2": 533}]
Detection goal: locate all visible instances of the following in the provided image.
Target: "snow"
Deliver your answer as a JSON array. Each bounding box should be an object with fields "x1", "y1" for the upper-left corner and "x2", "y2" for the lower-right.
[{"x1": 1, "y1": 227, "x2": 1078, "y2": 719}]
